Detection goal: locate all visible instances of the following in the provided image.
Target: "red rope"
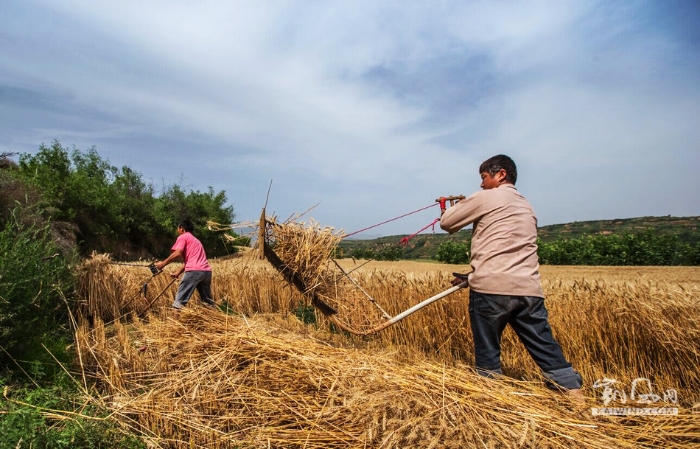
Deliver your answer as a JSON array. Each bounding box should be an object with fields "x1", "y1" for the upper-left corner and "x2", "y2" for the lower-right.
[
  {"x1": 343, "y1": 203, "x2": 438, "y2": 239},
  {"x1": 399, "y1": 218, "x2": 440, "y2": 246}
]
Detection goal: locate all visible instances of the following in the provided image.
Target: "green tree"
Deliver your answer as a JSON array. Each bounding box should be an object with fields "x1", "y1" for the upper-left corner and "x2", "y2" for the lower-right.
[
  {"x1": 435, "y1": 241, "x2": 470, "y2": 264},
  {"x1": 109, "y1": 166, "x2": 166, "y2": 257},
  {"x1": 376, "y1": 244, "x2": 403, "y2": 261},
  {"x1": 15, "y1": 141, "x2": 238, "y2": 258},
  {"x1": 349, "y1": 246, "x2": 376, "y2": 260},
  {"x1": 153, "y1": 184, "x2": 234, "y2": 257},
  {"x1": 17, "y1": 141, "x2": 72, "y2": 219},
  {"x1": 66, "y1": 147, "x2": 121, "y2": 251}
]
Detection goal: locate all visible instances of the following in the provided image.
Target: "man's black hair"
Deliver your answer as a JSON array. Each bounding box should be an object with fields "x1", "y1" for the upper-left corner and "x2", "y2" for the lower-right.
[
  {"x1": 479, "y1": 154, "x2": 517, "y2": 185},
  {"x1": 178, "y1": 219, "x2": 194, "y2": 233}
]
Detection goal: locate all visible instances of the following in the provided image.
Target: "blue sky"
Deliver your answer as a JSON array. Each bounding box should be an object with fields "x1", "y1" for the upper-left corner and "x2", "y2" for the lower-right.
[{"x1": 2, "y1": 1, "x2": 699, "y2": 238}]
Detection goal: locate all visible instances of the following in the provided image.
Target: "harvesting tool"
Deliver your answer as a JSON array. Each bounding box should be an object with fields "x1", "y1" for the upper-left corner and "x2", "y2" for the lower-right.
[
  {"x1": 114, "y1": 261, "x2": 178, "y2": 312},
  {"x1": 437, "y1": 195, "x2": 465, "y2": 215},
  {"x1": 258, "y1": 207, "x2": 470, "y2": 336}
]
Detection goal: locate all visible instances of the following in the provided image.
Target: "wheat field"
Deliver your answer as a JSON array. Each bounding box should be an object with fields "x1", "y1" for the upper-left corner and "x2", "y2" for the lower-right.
[
  {"x1": 73, "y1": 244, "x2": 700, "y2": 448},
  {"x1": 73, "y1": 221, "x2": 700, "y2": 448}
]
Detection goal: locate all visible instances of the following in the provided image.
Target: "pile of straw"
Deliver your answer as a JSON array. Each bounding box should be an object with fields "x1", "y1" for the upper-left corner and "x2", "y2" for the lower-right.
[{"x1": 75, "y1": 309, "x2": 699, "y2": 448}]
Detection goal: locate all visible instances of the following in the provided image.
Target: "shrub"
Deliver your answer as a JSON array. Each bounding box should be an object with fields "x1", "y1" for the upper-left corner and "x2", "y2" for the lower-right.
[
  {"x1": 0, "y1": 373, "x2": 145, "y2": 449},
  {"x1": 0, "y1": 206, "x2": 74, "y2": 365},
  {"x1": 376, "y1": 244, "x2": 403, "y2": 261},
  {"x1": 435, "y1": 241, "x2": 470, "y2": 264}
]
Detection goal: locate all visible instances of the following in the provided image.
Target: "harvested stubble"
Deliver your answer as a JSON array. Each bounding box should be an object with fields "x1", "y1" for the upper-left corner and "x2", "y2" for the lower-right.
[{"x1": 76, "y1": 309, "x2": 699, "y2": 448}]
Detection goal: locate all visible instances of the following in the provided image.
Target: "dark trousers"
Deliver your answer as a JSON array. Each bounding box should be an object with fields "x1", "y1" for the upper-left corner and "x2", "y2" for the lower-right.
[
  {"x1": 469, "y1": 290, "x2": 582, "y2": 390},
  {"x1": 173, "y1": 270, "x2": 216, "y2": 308}
]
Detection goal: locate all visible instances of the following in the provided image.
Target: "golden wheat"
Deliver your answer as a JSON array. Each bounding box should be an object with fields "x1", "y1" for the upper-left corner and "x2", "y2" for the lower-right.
[{"x1": 72, "y1": 219, "x2": 700, "y2": 448}]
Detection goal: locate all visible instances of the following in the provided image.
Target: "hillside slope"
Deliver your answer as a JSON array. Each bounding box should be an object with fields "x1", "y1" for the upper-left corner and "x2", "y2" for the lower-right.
[{"x1": 339, "y1": 215, "x2": 700, "y2": 260}]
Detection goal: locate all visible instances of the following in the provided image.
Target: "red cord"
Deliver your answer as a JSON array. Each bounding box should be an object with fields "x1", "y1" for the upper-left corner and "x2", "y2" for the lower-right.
[
  {"x1": 399, "y1": 218, "x2": 440, "y2": 246},
  {"x1": 343, "y1": 203, "x2": 438, "y2": 239}
]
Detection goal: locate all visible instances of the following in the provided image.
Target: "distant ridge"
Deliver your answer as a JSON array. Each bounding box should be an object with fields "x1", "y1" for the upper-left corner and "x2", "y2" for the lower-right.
[
  {"x1": 338, "y1": 215, "x2": 700, "y2": 260},
  {"x1": 536, "y1": 215, "x2": 700, "y2": 243}
]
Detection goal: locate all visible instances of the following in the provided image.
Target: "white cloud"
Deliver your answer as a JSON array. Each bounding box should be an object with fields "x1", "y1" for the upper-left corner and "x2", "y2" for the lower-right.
[{"x1": 2, "y1": 0, "x2": 698, "y2": 235}]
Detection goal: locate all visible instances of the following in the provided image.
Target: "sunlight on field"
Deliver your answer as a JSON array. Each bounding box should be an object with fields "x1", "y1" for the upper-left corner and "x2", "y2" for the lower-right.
[
  {"x1": 336, "y1": 258, "x2": 700, "y2": 284},
  {"x1": 75, "y1": 254, "x2": 700, "y2": 448}
]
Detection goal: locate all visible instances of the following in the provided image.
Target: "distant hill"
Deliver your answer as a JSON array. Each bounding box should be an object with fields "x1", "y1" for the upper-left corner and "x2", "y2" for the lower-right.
[{"x1": 338, "y1": 215, "x2": 700, "y2": 261}]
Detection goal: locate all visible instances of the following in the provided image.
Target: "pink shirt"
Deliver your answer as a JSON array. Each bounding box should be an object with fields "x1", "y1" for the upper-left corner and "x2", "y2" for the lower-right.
[
  {"x1": 439, "y1": 184, "x2": 544, "y2": 297},
  {"x1": 172, "y1": 232, "x2": 211, "y2": 272}
]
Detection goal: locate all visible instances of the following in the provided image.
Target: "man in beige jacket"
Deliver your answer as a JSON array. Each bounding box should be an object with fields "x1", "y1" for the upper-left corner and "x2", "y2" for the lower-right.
[{"x1": 440, "y1": 154, "x2": 582, "y2": 393}]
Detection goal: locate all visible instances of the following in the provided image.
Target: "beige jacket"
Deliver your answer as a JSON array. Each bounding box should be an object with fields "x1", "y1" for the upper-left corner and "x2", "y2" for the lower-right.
[{"x1": 439, "y1": 184, "x2": 544, "y2": 297}]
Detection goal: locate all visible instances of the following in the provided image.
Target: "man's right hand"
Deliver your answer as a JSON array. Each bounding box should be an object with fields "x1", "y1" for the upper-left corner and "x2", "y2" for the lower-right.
[{"x1": 451, "y1": 272, "x2": 470, "y2": 286}]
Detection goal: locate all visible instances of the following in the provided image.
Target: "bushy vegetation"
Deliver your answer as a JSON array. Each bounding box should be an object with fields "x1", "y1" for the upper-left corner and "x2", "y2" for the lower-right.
[
  {"x1": 345, "y1": 244, "x2": 403, "y2": 261},
  {"x1": 342, "y1": 229, "x2": 699, "y2": 266},
  {"x1": 14, "y1": 141, "x2": 240, "y2": 259},
  {"x1": 0, "y1": 205, "x2": 139, "y2": 447},
  {"x1": 432, "y1": 231, "x2": 699, "y2": 266},
  {"x1": 434, "y1": 241, "x2": 470, "y2": 264},
  {"x1": 0, "y1": 205, "x2": 74, "y2": 367},
  {"x1": 537, "y1": 230, "x2": 700, "y2": 265},
  {"x1": 0, "y1": 372, "x2": 145, "y2": 449}
]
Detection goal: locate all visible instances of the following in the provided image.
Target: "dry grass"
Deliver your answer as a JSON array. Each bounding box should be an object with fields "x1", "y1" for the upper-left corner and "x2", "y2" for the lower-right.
[
  {"x1": 72, "y1": 220, "x2": 700, "y2": 448},
  {"x1": 75, "y1": 310, "x2": 698, "y2": 448}
]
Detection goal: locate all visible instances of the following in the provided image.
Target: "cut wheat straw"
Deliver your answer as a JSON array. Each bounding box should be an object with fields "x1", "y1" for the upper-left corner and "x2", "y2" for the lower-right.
[
  {"x1": 72, "y1": 218, "x2": 700, "y2": 448},
  {"x1": 76, "y1": 309, "x2": 700, "y2": 448}
]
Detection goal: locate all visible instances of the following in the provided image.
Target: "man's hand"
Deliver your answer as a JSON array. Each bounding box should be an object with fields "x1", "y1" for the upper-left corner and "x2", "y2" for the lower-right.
[
  {"x1": 451, "y1": 272, "x2": 470, "y2": 287},
  {"x1": 155, "y1": 249, "x2": 183, "y2": 272}
]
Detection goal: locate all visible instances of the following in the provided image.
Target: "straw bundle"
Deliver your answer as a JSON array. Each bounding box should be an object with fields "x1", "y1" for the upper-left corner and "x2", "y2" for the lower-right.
[
  {"x1": 265, "y1": 217, "x2": 391, "y2": 334},
  {"x1": 75, "y1": 309, "x2": 699, "y2": 448}
]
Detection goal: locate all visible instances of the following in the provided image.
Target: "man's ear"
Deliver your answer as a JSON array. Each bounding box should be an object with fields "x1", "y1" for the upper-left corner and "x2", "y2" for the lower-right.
[{"x1": 496, "y1": 169, "x2": 508, "y2": 183}]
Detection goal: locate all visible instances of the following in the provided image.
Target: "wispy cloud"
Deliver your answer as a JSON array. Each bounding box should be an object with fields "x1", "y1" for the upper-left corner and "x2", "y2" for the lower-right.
[{"x1": 1, "y1": 0, "x2": 698, "y2": 236}]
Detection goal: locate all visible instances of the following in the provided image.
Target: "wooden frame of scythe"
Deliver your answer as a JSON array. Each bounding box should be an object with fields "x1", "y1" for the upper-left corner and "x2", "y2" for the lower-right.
[{"x1": 257, "y1": 208, "x2": 468, "y2": 336}]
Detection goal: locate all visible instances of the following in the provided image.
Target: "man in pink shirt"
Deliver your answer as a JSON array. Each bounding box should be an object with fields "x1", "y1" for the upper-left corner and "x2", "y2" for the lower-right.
[
  {"x1": 155, "y1": 219, "x2": 216, "y2": 309},
  {"x1": 440, "y1": 155, "x2": 582, "y2": 394}
]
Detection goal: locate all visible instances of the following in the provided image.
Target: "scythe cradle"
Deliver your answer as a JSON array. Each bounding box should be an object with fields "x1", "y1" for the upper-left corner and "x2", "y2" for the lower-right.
[{"x1": 257, "y1": 209, "x2": 468, "y2": 336}]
